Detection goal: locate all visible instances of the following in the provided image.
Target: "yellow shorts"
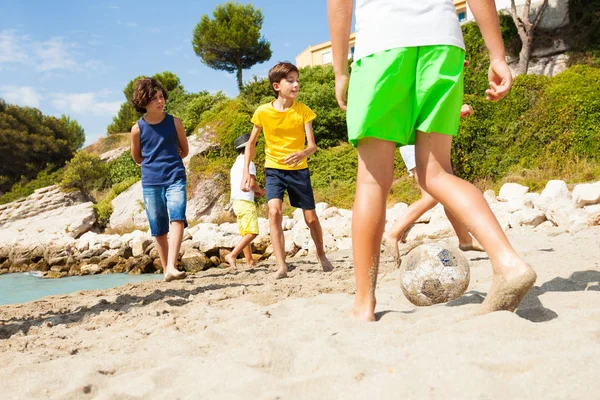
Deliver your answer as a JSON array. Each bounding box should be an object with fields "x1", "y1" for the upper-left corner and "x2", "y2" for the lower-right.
[{"x1": 232, "y1": 199, "x2": 259, "y2": 236}]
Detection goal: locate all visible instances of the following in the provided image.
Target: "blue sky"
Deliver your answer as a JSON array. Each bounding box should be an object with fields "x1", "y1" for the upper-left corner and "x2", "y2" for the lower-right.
[{"x1": 0, "y1": 0, "x2": 337, "y2": 146}]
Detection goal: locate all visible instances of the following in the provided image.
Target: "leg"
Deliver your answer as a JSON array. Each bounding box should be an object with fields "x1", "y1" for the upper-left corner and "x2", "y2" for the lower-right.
[
  {"x1": 303, "y1": 209, "x2": 333, "y2": 272},
  {"x1": 383, "y1": 169, "x2": 438, "y2": 263},
  {"x1": 268, "y1": 199, "x2": 287, "y2": 279},
  {"x1": 415, "y1": 131, "x2": 536, "y2": 313},
  {"x1": 154, "y1": 233, "x2": 169, "y2": 273},
  {"x1": 225, "y1": 234, "x2": 258, "y2": 270},
  {"x1": 352, "y1": 138, "x2": 397, "y2": 321},
  {"x1": 443, "y1": 207, "x2": 484, "y2": 252},
  {"x1": 242, "y1": 244, "x2": 256, "y2": 268},
  {"x1": 163, "y1": 180, "x2": 187, "y2": 282}
]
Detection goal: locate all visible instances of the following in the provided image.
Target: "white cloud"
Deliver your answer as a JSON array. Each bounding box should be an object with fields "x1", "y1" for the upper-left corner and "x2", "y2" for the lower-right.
[
  {"x1": 33, "y1": 37, "x2": 80, "y2": 72},
  {"x1": 0, "y1": 85, "x2": 43, "y2": 108},
  {"x1": 117, "y1": 20, "x2": 138, "y2": 28},
  {"x1": 50, "y1": 90, "x2": 121, "y2": 116},
  {"x1": 0, "y1": 30, "x2": 29, "y2": 66}
]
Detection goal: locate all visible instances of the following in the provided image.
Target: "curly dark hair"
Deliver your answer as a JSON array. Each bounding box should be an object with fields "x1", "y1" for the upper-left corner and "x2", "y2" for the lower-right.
[
  {"x1": 268, "y1": 61, "x2": 299, "y2": 97},
  {"x1": 131, "y1": 77, "x2": 168, "y2": 113}
]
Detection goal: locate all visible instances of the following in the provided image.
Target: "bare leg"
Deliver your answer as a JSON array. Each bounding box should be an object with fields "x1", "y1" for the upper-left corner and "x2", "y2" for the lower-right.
[
  {"x1": 303, "y1": 209, "x2": 333, "y2": 272},
  {"x1": 225, "y1": 234, "x2": 258, "y2": 270},
  {"x1": 383, "y1": 170, "x2": 437, "y2": 263},
  {"x1": 164, "y1": 221, "x2": 186, "y2": 282},
  {"x1": 268, "y1": 199, "x2": 287, "y2": 279},
  {"x1": 154, "y1": 234, "x2": 169, "y2": 275},
  {"x1": 415, "y1": 131, "x2": 536, "y2": 313},
  {"x1": 444, "y1": 208, "x2": 484, "y2": 251},
  {"x1": 242, "y1": 244, "x2": 256, "y2": 268},
  {"x1": 352, "y1": 138, "x2": 396, "y2": 321}
]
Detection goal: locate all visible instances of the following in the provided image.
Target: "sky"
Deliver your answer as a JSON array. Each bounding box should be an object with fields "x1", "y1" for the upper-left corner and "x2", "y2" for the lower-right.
[{"x1": 0, "y1": 0, "x2": 339, "y2": 146}]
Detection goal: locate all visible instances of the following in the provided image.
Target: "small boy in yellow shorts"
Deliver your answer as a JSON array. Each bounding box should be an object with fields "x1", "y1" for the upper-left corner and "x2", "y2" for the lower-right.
[{"x1": 225, "y1": 134, "x2": 265, "y2": 270}]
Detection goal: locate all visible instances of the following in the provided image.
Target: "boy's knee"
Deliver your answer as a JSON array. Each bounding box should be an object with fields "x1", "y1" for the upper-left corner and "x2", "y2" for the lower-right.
[{"x1": 268, "y1": 207, "x2": 282, "y2": 221}]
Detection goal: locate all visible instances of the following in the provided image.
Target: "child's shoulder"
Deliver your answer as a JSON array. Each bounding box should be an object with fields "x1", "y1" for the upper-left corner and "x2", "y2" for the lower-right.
[{"x1": 255, "y1": 102, "x2": 273, "y2": 113}]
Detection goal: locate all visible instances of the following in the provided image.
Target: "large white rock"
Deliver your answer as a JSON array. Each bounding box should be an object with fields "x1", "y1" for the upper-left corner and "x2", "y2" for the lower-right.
[
  {"x1": 498, "y1": 183, "x2": 529, "y2": 202},
  {"x1": 320, "y1": 207, "x2": 340, "y2": 220},
  {"x1": 191, "y1": 226, "x2": 240, "y2": 253},
  {"x1": 510, "y1": 208, "x2": 547, "y2": 228},
  {"x1": 534, "y1": 180, "x2": 571, "y2": 213},
  {"x1": 336, "y1": 237, "x2": 353, "y2": 251},
  {"x1": 321, "y1": 215, "x2": 351, "y2": 239},
  {"x1": 483, "y1": 189, "x2": 497, "y2": 204},
  {"x1": 572, "y1": 183, "x2": 600, "y2": 208},
  {"x1": 404, "y1": 218, "x2": 454, "y2": 242},
  {"x1": 585, "y1": 204, "x2": 600, "y2": 227},
  {"x1": 523, "y1": 193, "x2": 540, "y2": 209},
  {"x1": 109, "y1": 181, "x2": 147, "y2": 230},
  {"x1": 186, "y1": 176, "x2": 227, "y2": 222}
]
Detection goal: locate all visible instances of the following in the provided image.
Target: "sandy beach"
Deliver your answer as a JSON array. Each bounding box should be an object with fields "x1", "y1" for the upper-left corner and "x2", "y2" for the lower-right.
[{"x1": 1, "y1": 226, "x2": 599, "y2": 399}]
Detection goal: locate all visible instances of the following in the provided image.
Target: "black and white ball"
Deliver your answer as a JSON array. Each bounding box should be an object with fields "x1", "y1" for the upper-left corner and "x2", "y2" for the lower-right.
[{"x1": 400, "y1": 243, "x2": 470, "y2": 306}]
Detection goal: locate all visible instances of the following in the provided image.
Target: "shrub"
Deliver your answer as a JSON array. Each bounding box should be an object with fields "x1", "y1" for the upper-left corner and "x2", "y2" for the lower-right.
[
  {"x1": 94, "y1": 176, "x2": 139, "y2": 227},
  {"x1": 108, "y1": 152, "x2": 141, "y2": 185},
  {"x1": 60, "y1": 152, "x2": 110, "y2": 199}
]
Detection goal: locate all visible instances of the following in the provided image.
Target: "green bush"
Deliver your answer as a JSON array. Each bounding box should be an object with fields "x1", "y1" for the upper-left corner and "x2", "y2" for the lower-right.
[
  {"x1": 108, "y1": 152, "x2": 141, "y2": 185},
  {"x1": 180, "y1": 91, "x2": 227, "y2": 135},
  {"x1": 60, "y1": 152, "x2": 110, "y2": 198}
]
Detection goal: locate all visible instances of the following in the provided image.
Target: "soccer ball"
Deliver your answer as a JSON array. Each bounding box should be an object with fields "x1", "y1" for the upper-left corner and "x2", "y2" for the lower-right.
[{"x1": 400, "y1": 243, "x2": 470, "y2": 306}]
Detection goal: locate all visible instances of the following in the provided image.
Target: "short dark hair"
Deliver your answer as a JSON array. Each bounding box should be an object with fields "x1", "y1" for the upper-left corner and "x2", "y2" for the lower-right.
[
  {"x1": 268, "y1": 62, "x2": 299, "y2": 97},
  {"x1": 131, "y1": 77, "x2": 168, "y2": 113}
]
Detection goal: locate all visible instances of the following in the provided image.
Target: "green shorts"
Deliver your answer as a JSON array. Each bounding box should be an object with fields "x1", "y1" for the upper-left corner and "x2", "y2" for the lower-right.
[{"x1": 347, "y1": 45, "x2": 465, "y2": 147}]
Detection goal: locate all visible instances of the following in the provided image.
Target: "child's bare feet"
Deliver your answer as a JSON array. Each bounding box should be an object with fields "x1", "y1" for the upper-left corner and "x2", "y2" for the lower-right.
[
  {"x1": 458, "y1": 238, "x2": 485, "y2": 252},
  {"x1": 274, "y1": 265, "x2": 288, "y2": 279},
  {"x1": 224, "y1": 254, "x2": 237, "y2": 270},
  {"x1": 479, "y1": 263, "x2": 537, "y2": 314},
  {"x1": 318, "y1": 254, "x2": 333, "y2": 272},
  {"x1": 246, "y1": 262, "x2": 256, "y2": 269},
  {"x1": 351, "y1": 296, "x2": 376, "y2": 322},
  {"x1": 382, "y1": 233, "x2": 400, "y2": 266},
  {"x1": 164, "y1": 268, "x2": 186, "y2": 282}
]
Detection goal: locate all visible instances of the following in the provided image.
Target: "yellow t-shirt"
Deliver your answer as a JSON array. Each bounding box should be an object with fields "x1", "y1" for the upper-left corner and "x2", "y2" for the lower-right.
[{"x1": 251, "y1": 101, "x2": 316, "y2": 170}]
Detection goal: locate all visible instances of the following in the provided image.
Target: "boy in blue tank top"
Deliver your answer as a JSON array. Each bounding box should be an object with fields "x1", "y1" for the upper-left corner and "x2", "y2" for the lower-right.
[{"x1": 130, "y1": 77, "x2": 189, "y2": 282}]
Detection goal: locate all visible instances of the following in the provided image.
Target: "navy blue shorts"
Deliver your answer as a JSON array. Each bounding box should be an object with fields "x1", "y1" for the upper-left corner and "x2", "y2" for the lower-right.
[{"x1": 265, "y1": 168, "x2": 316, "y2": 210}]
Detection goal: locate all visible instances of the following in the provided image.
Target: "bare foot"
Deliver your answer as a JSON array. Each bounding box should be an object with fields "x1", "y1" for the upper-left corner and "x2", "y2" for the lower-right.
[
  {"x1": 246, "y1": 262, "x2": 256, "y2": 269},
  {"x1": 274, "y1": 265, "x2": 288, "y2": 279},
  {"x1": 164, "y1": 268, "x2": 187, "y2": 282},
  {"x1": 318, "y1": 254, "x2": 333, "y2": 272},
  {"x1": 351, "y1": 296, "x2": 376, "y2": 322},
  {"x1": 459, "y1": 237, "x2": 485, "y2": 252},
  {"x1": 224, "y1": 254, "x2": 237, "y2": 270},
  {"x1": 382, "y1": 234, "x2": 400, "y2": 266},
  {"x1": 479, "y1": 265, "x2": 537, "y2": 314}
]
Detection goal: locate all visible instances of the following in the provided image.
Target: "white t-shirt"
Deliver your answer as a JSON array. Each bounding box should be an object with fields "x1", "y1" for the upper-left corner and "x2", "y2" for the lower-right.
[
  {"x1": 353, "y1": 0, "x2": 465, "y2": 61},
  {"x1": 230, "y1": 154, "x2": 257, "y2": 202}
]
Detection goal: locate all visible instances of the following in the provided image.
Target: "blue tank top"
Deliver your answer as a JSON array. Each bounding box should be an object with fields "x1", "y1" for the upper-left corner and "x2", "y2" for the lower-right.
[{"x1": 138, "y1": 113, "x2": 186, "y2": 186}]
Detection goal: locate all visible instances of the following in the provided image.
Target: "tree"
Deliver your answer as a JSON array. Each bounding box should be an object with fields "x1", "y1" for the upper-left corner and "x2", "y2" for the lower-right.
[
  {"x1": 60, "y1": 151, "x2": 109, "y2": 201},
  {"x1": 192, "y1": 1, "x2": 272, "y2": 90},
  {"x1": 510, "y1": 0, "x2": 550, "y2": 75}
]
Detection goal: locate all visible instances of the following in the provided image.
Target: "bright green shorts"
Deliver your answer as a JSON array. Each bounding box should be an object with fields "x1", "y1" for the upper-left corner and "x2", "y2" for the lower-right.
[{"x1": 347, "y1": 45, "x2": 465, "y2": 147}]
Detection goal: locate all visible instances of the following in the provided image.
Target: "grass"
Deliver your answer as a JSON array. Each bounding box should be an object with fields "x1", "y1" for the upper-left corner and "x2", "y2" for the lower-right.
[{"x1": 83, "y1": 133, "x2": 130, "y2": 156}]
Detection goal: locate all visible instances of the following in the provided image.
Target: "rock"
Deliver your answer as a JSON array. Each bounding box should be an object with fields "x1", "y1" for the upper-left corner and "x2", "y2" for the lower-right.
[
  {"x1": 98, "y1": 254, "x2": 121, "y2": 271},
  {"x1": 80, "y1": 264, "x2": 103, "y2": 275},
  {"x1": 191, "y1": 224, "x2": 239, "y2": 253},
  {"x1": 336, "y1": 237, "x2": 353, "y2": 251},
  {"x1": 252, "y1": 234, "x2": 271, "y2": 253},
  {"x1": 210, "y1": 256, "x2": 221, "y2": 266},
  {"x1": 507, "y1": 198, "x2": 526, "y2": 213},
  {"x1": 187, "y1": 176, "x2": 227, "y2": 222},
  {"x1": 534, "y1": 180, "x2": 571, "y2": 213},
  {"x1": 320, "y1": 207, "x2": 340, "y2": 220},
  {"x1": 404, "y1": 218, "x2": 454, "y2": 242},
  {"x1": 99, "y1": 146, "x2": 128, "y2": 162},
  {"x1": 568, "y1": 209, "x2": 589, "y2": 234},
  {"x1": 153, "y1": 258, "x2": 163, "y2": 272},
  {"x1": 510, "y1": 209, "x2": 547, "y2": 228},
  {"x1": 385, "y1": 203, "x2": 409, "y2": 229},
  {"x1": 523, "y1": 193, "x2": 540, "y2": 208},
  {"x1": 498, "y1": 183, "x2": 529, "y2": 202},
  {"x1": 483, "y1": 189, "x2": 497, "y2": 204},
  {"x1": 572, "y1": 183, "x2": 600, "y2": 208},
  {"x1": 315, "y1": 202, "x2": 330, "y2": 216},
  {"x1": 179, "y1": 239, "x2": 195, "y2": 257},
  {"x1": 585, "y1": 204, "x2": 600, "y2": 227},
  {"x1": 282, "y1": 217, "x2": 297, "y2": 231},
  {"x1": 284, "y1": 230, "x2": 300, "y2": 256},
  {"x1": 307, "y1": 232, "x2": 337, "y2": 254},
  {"x1": 108, "y1": 181, "x2": 147, "y2": 230},
  {"x1": 292, "y1": 223, "x2": 312, "y2": 250},
  {"x1": 131, "y1": 237, "x2": 152, "y2": 257},
  {"x1": 44, "y1": 271, "x2": 65, "y2": 279},
  {"x1": 181, "y1": 249, "x2": 212, "y2": 272},
  {"x1": 182, "y1": 127, "x2": 219, "y2": 168},
  {"x1": 125, "y1": 255, "x2": 154, "y2": 274}
]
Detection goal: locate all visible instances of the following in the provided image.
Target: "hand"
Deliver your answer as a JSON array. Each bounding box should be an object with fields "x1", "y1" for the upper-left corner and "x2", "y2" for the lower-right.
[
  {"x1": 241, "y1": 172, "x2": 251, "y2": 192},
  {"x1": 460, "y1": 104, "x2": 474, "y2": 118},
  {"x1": 255, "y1": 188, "x2": 266, "y2": 198},
  {"x1": 284, "y1": 151, "x2": 306, "y2": 167},
  {"x1": 486, "y1": 59, "x2": 513, "y2": 101},
  {"x1": 334, "y1": 71, "x2": 350, "y2": 111}
]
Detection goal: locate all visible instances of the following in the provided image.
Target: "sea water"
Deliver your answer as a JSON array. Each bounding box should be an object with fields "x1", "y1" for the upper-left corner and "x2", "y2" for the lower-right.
[{"x1": 0, "y1": 272, "x2": 163, "y2": 306}]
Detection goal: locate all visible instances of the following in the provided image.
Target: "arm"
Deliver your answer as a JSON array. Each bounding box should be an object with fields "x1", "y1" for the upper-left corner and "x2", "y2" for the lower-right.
[
  {"x1": 466, "y1": 0, "x2": 513, "y2": 101},
  {"x1": 249, "y1": 175, "x2": 265, "y2": 197},
  {"x1": 284, "y1": 121, "x2": 317, "y2": 167},
  {"x1": 328, "y1": 0, "x2": 353, "y2": 110},
  {"x1": 241, "y1": 124, "x2": 261, "y2": 192},
  {"x1": 174, "y1": 117, "x2": 189, "y2": 158},
  {"x1": 130, "y1": 123, "x2": 143, "y2": 166}
]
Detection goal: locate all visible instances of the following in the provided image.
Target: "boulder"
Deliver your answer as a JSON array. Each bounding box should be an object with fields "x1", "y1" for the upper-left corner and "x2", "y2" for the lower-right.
[
  {"x1": 534, "y1": 180, "x2": 571, "y2": 213},
  {"x1": 572, "y1": 183, "x2": 600, "y2": 208},
  {"x1": 109, "y1": 181, "x2": 147, "y2": 230},
  {"x1": 585, "y1": 204, "x2": 600, "y2": 227},
  {"x1": 80, "y1": 263, "x2": 103, "y2": 275},
  {"x1": 131, "y1": 237, "x2": 152, "y2": 257},
  {"x1": 510, "y1": 209, "x2": 547, "y2": 228},
  {"x1": 498, "y1": 183, "x2": 529, "y2": 202},
  {"x1": 180, "y1": 249, "x2": 212, "y2": 272},
  {"x1": 187, "y1": 176, "x2": 227, "y2": 222},
  {"x1": 483, "y1": 189, "x2": 497, "y2": 204},
  {"x1": 404, "y1": 218, "x2": 454, "y2": 242}
]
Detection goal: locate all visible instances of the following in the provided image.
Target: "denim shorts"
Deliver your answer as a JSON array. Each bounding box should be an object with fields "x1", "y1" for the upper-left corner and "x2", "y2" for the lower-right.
[
  {"x1": 142, "y1": 179, "x2": 188, "y2": 237},
  {"x1": 265, "y1": 168, "x2": 316, "y2": 210}
]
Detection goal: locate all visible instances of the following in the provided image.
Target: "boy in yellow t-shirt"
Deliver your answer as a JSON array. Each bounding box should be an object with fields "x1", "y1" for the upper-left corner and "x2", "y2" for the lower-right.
[{"x1": 242, "y1": 61, "x2": 333, "y2": 279}]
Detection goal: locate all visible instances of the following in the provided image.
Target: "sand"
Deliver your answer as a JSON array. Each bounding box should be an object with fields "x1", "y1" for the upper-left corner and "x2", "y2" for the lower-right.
[{"x1": 1, "y1": 226, "x2": 599, "y2": 399}]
